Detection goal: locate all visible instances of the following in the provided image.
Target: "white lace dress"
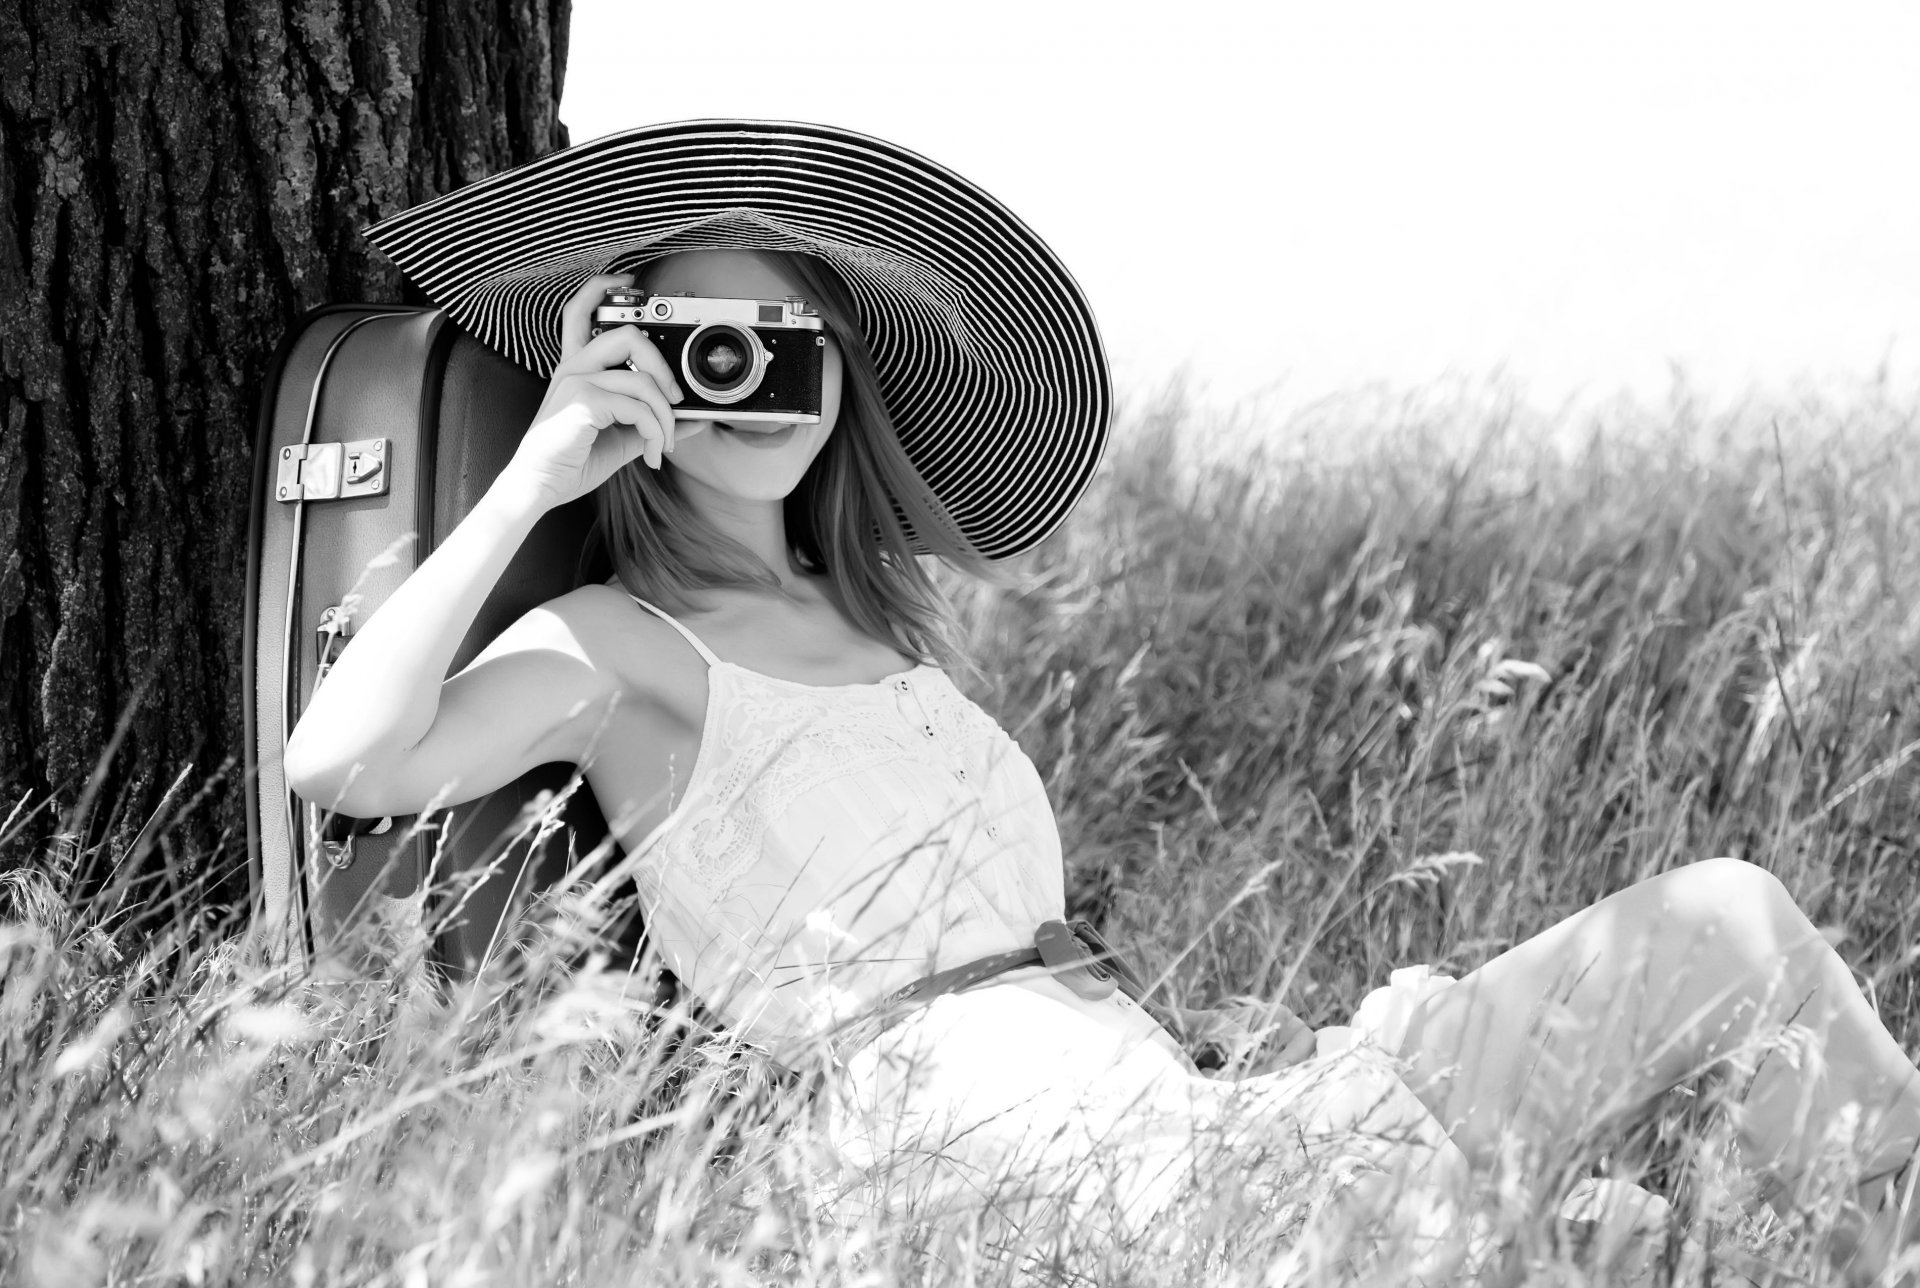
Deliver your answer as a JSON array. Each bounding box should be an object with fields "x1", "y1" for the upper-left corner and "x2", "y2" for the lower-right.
[{"x1": 622, "y1": 597, "x2": 1475, "y2": 1264}]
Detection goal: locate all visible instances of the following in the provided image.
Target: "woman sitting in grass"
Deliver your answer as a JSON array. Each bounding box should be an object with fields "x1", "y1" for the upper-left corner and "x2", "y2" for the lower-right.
[{"x1": 286, "y1": 120, "x2": 1920, "y2": 1282}]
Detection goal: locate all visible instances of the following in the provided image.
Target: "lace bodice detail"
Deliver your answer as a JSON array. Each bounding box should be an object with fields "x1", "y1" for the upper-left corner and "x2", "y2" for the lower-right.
[
  {"x1": 622, "y1": 600, "x2": 1067, "y2": 1064},
  {"x1": 666, "y1": 667, "x2": 995, "y2": 887}
]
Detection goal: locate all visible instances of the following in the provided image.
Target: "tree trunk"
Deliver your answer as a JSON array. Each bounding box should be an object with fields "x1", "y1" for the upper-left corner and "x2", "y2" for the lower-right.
[{"x1": 0, "y1": 0, "x2": 570, "y2": 904}]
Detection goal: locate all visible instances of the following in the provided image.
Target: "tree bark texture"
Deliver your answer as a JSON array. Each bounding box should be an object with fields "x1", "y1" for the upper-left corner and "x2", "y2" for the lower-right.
[{"x1": 0, "y1": 0, "x2": 570, "y2": 899}]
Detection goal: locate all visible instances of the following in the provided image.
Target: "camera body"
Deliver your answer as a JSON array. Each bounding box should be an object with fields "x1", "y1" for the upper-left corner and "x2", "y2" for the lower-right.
[{"x1": 591, "y1": 287, "x2": 826, "y2": 423}]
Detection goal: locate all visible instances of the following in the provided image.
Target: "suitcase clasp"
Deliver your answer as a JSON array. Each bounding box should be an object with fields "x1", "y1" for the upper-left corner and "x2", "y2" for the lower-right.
[{"x1": 277, "y1": 439, "x2": 390, "y2": 502}]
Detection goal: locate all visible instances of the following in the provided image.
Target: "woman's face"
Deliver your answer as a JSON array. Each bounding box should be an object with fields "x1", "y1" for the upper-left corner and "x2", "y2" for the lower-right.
[{"x1": 637, "y1": 250, "x2": 844, "y2": 503}]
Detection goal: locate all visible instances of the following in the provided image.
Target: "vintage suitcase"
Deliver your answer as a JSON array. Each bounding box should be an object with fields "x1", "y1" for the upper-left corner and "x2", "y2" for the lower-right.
[{"x1": 242, "y1": 304, "x2": 622, "y2": 973}]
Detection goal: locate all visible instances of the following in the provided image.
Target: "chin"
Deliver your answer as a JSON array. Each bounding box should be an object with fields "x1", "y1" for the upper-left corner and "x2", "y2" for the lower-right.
[
  {"x1": 713, "y1": 472, "x2": 811, "y2": 502},
  {"x1": 669, "y1": 427, "x2": 829, "y2": 500}
]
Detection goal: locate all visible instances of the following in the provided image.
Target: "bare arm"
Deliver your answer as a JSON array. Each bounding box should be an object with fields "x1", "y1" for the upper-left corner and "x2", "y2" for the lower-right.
[
  {"x1": 282, "y1": 273, "x2": 685, "y2": 818},
  {"x1": 281, "y1": 487, "x2": 606, "y2": 817}
]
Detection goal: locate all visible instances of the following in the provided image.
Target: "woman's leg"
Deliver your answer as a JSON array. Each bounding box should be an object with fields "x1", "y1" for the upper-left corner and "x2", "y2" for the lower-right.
[{"x1": 1395, "y1": 858, "x2": 1920, "y2": 1249}]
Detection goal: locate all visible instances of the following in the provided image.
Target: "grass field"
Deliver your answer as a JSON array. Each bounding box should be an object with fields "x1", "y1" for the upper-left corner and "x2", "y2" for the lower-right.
[{"x1": 5, "y1": 375, "x2": 1920, "y2": 1285}]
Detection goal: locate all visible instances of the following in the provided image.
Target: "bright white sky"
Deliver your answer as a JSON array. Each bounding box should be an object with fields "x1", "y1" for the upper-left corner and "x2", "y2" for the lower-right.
[{"x1": 563, "y1": 1, "x2": 1920, "y2": 413}]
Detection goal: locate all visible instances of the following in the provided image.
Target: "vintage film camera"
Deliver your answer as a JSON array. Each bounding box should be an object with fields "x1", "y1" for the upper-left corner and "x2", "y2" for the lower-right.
[{"x1": 591, "y1": 286, "x2": 826, "y2": 423}]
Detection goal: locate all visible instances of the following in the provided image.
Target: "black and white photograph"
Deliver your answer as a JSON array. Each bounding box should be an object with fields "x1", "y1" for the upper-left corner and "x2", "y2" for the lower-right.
[{"x1": 4, "y1": 2, "x2": 1920, "y2": 1284}]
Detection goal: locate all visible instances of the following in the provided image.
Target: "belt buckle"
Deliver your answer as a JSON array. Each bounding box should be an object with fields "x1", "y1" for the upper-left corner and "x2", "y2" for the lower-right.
[{"x1": 1034, "y1": 919, "x2": 1117, "y2": 1001}]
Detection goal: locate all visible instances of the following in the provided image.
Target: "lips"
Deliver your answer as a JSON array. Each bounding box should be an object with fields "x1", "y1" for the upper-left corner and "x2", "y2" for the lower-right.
[{"x1": 713, "y1": 420, "x2": 798, "y2": 447}]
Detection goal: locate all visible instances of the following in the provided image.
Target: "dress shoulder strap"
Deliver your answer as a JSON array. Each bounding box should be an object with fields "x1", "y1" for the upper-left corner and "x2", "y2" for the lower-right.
[{"x1": 627, "y1": 595, "x2": 724, "y2": 669}]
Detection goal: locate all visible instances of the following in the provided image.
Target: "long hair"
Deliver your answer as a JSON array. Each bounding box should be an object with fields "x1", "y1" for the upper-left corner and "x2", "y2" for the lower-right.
[{"x1": 587, "y1": 251, "x2": 1003, "y2": 668}]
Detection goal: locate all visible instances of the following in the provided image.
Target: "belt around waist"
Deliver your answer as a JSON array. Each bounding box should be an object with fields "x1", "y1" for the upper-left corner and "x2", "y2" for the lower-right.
[{"x1": 828, "y1": 918, "x2": 1172, "y2": 1058}]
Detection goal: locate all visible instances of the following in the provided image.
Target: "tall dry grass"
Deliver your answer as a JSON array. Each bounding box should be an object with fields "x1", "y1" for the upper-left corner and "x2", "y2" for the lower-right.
[{"x1": 4, "y1": 375, "x2": 1919, "y2": 1285}]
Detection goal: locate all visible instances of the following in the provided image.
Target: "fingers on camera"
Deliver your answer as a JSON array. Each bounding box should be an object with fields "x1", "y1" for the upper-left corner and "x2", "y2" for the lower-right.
[
  {"x1": 586, "y1": 369, "x2": 675, "y2": 451},
  {"x1": 560, "y1": 323, "x2": 684, "y2": 402},
  {"x1": 561, "y1": 273, "x2": 634, "y2": 356},
  {"x1": 576, "y1": 389, "x2": 660, "y2": 468}
]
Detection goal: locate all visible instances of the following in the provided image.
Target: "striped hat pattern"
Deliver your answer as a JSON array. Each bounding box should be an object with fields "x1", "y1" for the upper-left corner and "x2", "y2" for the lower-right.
[{"x1": 361, "y1": 119, "x2": 1112, "y2": 560}]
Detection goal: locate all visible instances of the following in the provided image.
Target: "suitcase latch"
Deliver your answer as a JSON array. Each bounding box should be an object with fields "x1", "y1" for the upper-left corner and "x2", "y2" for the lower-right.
[{"x1": 276, "y1": 439, "x2": 389, "y2": 502}]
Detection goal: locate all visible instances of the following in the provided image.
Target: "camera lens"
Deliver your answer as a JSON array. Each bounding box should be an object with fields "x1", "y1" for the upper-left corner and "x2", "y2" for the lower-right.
[
  {"x1": 694, "y1": 337, "x2": 747, "y2": 386},
  {"x1": 682, "y1": 323, "x2": 764, "y2": 404}
]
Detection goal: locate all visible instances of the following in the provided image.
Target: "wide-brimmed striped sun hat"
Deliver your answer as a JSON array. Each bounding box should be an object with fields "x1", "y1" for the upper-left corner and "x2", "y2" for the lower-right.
[{"x1": 361, "y1": 118, "x2": 1111, "y2": 561}]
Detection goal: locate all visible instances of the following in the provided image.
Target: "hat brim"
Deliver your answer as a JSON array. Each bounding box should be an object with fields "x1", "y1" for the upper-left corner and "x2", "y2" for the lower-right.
[{"x1": 362, "y1": 119, "x2": 1111, "y2": 561}]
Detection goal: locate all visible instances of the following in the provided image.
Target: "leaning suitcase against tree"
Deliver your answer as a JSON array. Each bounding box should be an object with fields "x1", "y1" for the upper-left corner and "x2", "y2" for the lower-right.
[{"x1": 242, "y1": 304, "x2": 621, "y2": 976}]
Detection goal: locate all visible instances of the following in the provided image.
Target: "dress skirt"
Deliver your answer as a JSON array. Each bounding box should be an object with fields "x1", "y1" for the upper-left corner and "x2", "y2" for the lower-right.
[{"x1": 822, "y1": 965, "x2": 1480, "y2": 1277}]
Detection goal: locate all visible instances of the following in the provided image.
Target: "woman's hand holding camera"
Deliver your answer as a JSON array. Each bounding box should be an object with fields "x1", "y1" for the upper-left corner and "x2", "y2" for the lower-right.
[{"x1": 502, "y1": 273, "x2": 692, "y2": 510}]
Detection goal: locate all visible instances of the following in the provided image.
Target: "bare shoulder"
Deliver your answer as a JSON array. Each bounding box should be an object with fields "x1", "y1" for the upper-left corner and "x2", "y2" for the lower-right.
[
  {"x1": 537, "y1": 583, "x2": 712, "y2": 849},
  {"x1": 534, "y1": 582, "x2": 711, "y2": 725}
]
